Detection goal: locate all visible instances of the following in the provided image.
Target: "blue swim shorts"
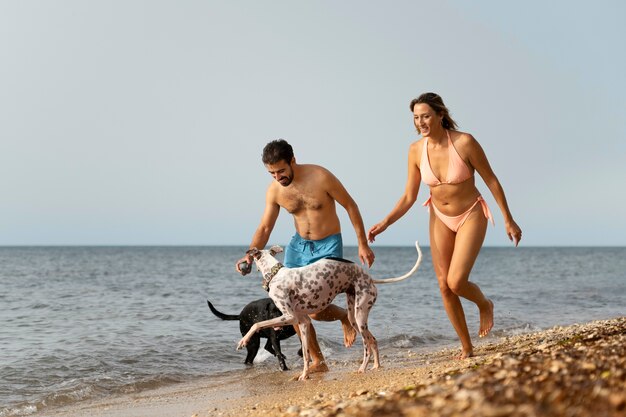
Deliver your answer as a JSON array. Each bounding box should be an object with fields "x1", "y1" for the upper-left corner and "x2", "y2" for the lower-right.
[{"x1": 283, "y1": 233, "x2": 343, "y2": 268}]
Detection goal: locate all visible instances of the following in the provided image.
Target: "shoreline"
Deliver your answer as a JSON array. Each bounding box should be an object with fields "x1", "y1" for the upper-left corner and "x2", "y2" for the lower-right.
[{"x1": 38, "y1": 317, "x2": 625, "y2": 417}]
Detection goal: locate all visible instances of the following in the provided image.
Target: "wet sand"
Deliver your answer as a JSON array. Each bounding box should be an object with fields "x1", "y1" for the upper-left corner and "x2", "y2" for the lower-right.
[{"x1": 42, "y1": 317, "x2": 625, "y2": 417}]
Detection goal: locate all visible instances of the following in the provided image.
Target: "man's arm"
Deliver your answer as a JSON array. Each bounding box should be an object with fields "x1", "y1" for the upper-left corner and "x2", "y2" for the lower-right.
[
  {"x1": 235, "y1": 184, "x2": 281, "y2": 273},
  {"x1": 326, "y1": 172, "x2": 375, "y2": 267}
]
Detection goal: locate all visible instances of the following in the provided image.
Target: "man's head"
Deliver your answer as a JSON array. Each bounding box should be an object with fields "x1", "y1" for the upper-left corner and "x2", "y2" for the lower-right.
[
  {"x1": 263, "y1": 139, "x2": 295, "y2": 187},
  {"x1": 262, "y1": 139, "x2": 293, "y2": 165}
]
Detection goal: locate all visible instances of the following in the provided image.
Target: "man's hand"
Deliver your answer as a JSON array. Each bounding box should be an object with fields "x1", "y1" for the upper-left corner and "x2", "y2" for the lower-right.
[
  {"x1": 359, "y1": 244, "x2": 375, "y2": 268},
  {"x1": 235, "y1": 254, "x2": 253, "y2": 275}
]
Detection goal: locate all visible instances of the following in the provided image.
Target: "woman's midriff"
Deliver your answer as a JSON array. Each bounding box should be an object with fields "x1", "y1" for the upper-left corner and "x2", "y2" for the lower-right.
[{"x1": 428, "y1": 178, "x2": 481, "y2": 216}]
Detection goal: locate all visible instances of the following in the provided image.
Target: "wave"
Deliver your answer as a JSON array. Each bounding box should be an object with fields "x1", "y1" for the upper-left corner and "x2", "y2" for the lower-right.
[
  {"x1": 0, "y1": 405, "x2": 37, "y2": 417},
  {"x1": 490, "y1": 322, "x2": 542, "y2": 338},
  {"x1": 0, "y1": 374, "x2": 186, "y2": 417}
]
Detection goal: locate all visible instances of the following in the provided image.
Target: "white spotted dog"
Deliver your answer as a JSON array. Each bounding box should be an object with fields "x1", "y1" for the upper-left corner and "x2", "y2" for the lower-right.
[{"x1": 237, "y1": 241, "x2": 423, "y2": 381}]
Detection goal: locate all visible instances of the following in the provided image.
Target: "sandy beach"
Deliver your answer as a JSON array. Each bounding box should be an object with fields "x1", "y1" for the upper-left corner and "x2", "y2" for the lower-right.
[{"x1": 41, "y1": 317, "x2": 625, "y2": 417}]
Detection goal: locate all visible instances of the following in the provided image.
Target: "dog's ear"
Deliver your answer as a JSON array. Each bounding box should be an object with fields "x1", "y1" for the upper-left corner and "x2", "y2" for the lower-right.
[
  {"x1": 269, "y1": 245, "x2": 283, "y2": 256},
  {"x1": 246, "y1": 248, "x2": 261, "y2": 259}
]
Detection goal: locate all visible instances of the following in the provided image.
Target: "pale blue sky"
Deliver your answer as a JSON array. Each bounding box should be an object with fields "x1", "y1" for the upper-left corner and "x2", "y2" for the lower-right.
[{"x1": 1, "y1": 1, "x2": 624, "y2": 246}]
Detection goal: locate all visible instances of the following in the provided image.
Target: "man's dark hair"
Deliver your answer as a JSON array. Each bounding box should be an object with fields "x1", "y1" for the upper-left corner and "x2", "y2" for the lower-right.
[{"x1": 262, "y1": 139, "x2": 294, "y2": 165}]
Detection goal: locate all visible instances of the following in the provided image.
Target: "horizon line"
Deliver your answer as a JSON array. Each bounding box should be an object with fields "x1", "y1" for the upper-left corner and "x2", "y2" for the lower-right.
[{"x1": 0, "y1": 244, "x2": 624, "y2": 248}]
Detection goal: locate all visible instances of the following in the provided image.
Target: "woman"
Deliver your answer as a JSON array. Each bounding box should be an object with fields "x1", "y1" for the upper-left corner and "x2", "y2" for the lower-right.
[{"x1": 368, "y1": 93, "x2": 522, "y2": 359}]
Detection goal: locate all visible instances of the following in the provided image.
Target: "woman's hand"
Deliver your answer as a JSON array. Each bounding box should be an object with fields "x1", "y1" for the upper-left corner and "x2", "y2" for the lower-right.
[
  {"x1": 506, "y1": 220, "x2": 522, "y2": 247},
  {"x1": 367, "y1": 221, "x2": 388, "y2": 243}
]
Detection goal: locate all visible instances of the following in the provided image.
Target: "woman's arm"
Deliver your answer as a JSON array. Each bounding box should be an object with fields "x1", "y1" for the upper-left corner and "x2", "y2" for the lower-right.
[
  {"x1": 368, "y1": 141, "x2": 422, "y2": 242},
  {"x1": 466, "y1": 135, "x2": 522, "y2": 246}
]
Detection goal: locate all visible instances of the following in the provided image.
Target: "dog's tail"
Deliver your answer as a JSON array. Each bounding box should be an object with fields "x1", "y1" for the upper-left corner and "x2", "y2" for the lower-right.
[
  {"x1": 207, "y1": 300, "x2": 240, "y2": 320},
  {"x1": 372, "y1": 241, "x2": 422, "y2": 284}
]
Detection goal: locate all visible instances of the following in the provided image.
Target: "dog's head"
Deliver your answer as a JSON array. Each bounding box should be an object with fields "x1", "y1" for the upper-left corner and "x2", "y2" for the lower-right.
[
  {"x1": 246, "y1": 245, "x2": 283, "y2": 258},
  {"x1": 246, "y1": 245, "x2": 283, "y2": 270},
  {"x1": 269, "y1": 245, "x2": 283, "y2": 256},
  {"x1": 246, "y1": 247, "x2": 261, "y2": 260}
]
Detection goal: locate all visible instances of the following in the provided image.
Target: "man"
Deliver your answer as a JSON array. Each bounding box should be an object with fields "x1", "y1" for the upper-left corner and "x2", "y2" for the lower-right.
[{"x1": 235, "y1": 139, "x2": 375, "y2": 372}]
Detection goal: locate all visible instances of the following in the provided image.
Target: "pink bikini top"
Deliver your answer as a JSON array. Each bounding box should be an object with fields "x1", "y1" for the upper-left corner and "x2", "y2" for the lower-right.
[{"x1": 420, "y1": 130, "x2": 473, "y2": 187}]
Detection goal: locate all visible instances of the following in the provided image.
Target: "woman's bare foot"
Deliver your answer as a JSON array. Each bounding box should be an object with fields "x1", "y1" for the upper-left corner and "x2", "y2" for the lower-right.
[
  {"x1": 341, "y1": 318, "x2": 357, "y2": 347},
  {"x1": 479, "y1": 299, "x2": 494, "y2": 338}
]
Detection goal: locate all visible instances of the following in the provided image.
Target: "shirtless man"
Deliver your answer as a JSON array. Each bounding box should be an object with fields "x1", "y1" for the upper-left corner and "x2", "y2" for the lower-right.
[{"x1": 235, "y1": 139, "x2": 375, "y2": 372}]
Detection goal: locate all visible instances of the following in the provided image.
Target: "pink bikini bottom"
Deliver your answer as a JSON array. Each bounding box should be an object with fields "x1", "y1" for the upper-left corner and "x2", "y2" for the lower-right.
[{"x1": 423, "y1": 195, "x2": 494, "y2": 233}]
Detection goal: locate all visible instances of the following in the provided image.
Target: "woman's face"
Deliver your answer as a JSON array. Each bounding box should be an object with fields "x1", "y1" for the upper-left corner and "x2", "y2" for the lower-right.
[{"x1": 413, "y1": 103, "x2": 442, "y2": 136}]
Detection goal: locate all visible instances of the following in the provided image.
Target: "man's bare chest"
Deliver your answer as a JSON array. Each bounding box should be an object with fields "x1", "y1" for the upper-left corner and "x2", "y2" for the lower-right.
[{"x1": 278, "y1": 189, "x2": 328, "y2": 214}]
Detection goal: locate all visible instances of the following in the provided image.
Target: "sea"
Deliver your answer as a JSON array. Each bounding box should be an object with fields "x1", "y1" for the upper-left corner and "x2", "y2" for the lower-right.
[{"x1": 1, "y1": 245, "x2": 625, "y2": 416}]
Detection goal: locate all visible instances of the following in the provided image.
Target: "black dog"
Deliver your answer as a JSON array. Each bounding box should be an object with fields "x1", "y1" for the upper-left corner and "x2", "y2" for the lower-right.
[{"x1": 207, "y1": 298, "x2": 298, "y2": 371}]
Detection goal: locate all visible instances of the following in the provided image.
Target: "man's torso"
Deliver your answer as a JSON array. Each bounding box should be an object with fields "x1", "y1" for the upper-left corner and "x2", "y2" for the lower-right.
[{"x1": 273, "y1": 164, "x2": 341, "y2": 240}]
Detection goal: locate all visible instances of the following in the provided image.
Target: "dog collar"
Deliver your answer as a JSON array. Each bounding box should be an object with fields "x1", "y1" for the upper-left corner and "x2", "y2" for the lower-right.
[{"x1": 262, "y1": 263, "x2": 283, "y2": 291}]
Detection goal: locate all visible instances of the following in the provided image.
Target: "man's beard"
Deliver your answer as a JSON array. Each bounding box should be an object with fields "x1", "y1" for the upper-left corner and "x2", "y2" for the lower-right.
[{"x1": 278, "y1": 175, "x2": 293, "y2": 186}]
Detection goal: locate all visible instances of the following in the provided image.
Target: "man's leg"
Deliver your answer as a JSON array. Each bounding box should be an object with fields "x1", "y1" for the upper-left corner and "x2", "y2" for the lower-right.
[
  {"x1": 306, "y1": 234, "x2": 356, "y2": 347},
  {"x1": 310, "y1": 305, "x2": 357, "y2": 348},
  {"x1": 292, "y1": 322, "x2": 329, "y2": 372},
  {"x1": 284, "y1": 233, "x2": 352, "y2": 368}
]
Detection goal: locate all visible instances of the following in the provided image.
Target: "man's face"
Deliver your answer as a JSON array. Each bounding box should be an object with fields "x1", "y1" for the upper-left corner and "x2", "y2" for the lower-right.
[{"x1": 265, "y1": 159, "x2": 294, "y2": 187}]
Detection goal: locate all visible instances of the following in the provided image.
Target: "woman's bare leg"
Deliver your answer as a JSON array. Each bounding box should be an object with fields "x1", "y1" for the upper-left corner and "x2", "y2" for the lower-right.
[
  {"x1": 447, "y1": 207, "x2": 493, "y2": 338},
  {"x1": 429, "y1": 210, "x2": 474, "y2": 358}
]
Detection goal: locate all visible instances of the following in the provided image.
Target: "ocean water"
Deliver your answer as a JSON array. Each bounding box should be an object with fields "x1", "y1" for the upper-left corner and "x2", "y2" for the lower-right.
[{"x1": 1, "y1": 245, "x2": 625, "y2": 416}]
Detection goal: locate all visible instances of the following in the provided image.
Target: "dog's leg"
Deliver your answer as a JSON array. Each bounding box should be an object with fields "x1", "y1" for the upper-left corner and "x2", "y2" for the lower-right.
[
  {"x1": 265, "y1": 331, "x2": 289, "y2": 371},
  {"x1": 345, "y1": 291, "x2": 358, "y2": 336},
  {"x1": 296, "y1": 316, "x2": 312, "y2": 381},
  {"x1": 357, "y1": 326, "x2": 380, "y2": 373},
  {"x1": 263, "y1": 332, "x2": 277, "y2": 356},
  {"x1": 245, "y1": 334, "x2": 261, "y2": 365},
  {"x1": 357, "y1": 324, "x2": 372, "y2": 373},
  {"x1": 237, "y1": 315, "x2": 296, "y2": 350},
  {"x1": 354, "y1": 284, "x2": 379, "y2": 373}
]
